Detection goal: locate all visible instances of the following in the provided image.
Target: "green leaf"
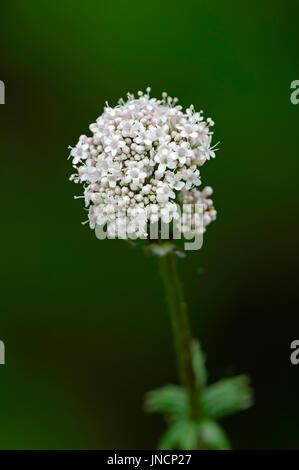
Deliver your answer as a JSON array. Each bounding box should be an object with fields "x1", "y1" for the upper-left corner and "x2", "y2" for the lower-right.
[
  {"x1": 145, "y1": 385, "x2": 189, "y2": 420},
  {"x1": 197, "y1": 420, "x2": 231, "y2": 450},
  {"x1": 178, "y1": 421, "x2": 199, "y2": 450},
  {"x1": 158, "y1": 420, "x2": 196, "y2": 450},
  {"x1": 202, "y1": 375, "x2": 253, "y2": 419},
  {"x1": 158, "y1": 419, "x2": 231, "y2": 450},
  {"x1": 191, "y1": 339, "x2": 207, "y2": 388}
]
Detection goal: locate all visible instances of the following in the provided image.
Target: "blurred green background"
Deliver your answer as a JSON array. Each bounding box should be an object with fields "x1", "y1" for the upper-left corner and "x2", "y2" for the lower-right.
[{"x1": 1, "y1": 0, "x2": 299, "y2": 449}]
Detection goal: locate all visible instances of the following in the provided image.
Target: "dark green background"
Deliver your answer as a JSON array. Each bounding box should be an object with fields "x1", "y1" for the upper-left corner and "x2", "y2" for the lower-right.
[{"x1": 1, "y1": 0, "x2": 299, "y2": 449}]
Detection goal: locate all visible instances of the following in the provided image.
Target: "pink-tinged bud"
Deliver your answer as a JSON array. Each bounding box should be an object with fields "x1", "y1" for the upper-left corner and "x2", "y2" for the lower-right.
[{"x1": 202, "y1": 186, "x2": 213, "y2": 197}]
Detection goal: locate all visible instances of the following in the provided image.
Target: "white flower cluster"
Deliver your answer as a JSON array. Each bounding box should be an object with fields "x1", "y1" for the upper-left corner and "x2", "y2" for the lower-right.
[
  {"x1": 179, "y1": 186, "x2": 217, "y2": 235},
  {"x1": 70, "y1": 89, "x2": 217, "y2": 238}
]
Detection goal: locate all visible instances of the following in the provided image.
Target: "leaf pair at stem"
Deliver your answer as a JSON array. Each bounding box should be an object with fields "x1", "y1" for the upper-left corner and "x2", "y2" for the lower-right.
[{"x1": 145, "y1": 339, "x2": 253, "y2": 450}]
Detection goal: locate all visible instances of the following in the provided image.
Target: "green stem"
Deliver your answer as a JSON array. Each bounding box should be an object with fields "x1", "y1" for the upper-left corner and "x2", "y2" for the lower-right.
[{"x1": 158, "y1": 252, "x2": 199, "y2": 421}]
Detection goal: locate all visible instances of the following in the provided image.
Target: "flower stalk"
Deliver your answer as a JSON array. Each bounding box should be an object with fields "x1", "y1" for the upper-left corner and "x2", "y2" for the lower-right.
[
  {"x1": 70, "y1": 88, "x2": 254, "y2": 450},
  {"x1": 159, "y1": 252, "x2": 199, "y2": 421}
]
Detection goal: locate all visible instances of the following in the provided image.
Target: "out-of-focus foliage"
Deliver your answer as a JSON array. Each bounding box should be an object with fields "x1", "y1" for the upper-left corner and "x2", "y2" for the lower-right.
[{"x1": 145, "y1": 341, "x2": 253, "y2": 449}]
